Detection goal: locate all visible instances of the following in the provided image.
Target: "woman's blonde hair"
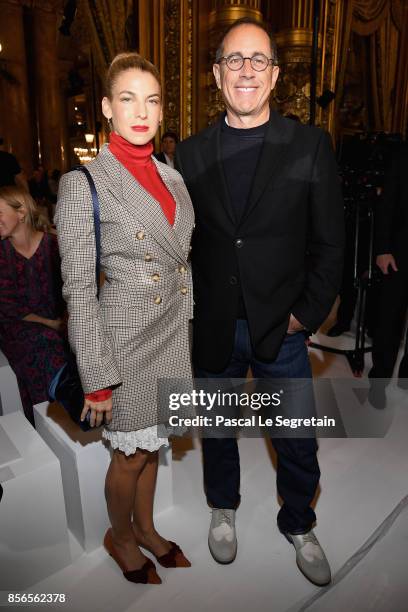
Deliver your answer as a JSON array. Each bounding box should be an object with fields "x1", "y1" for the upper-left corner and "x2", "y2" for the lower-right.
[
  {"x1": 0, "y1": 185, "x2": 50, "y2": 232},
  {"x1": 105, "y1": 52, "x2": 161, "y2": 100}
]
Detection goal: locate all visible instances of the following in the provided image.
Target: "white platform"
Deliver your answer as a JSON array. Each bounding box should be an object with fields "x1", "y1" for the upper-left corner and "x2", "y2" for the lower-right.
[
  {"x1": 14, "y1": 321, "x2": 408, "y2": 612},
  {"x1": 34, "y1": 402, "x2": 173, "y2": 552},
  {"x1": 2, "y1": 304, "x2": 407, "y2": 610},
  {"x1": 20, "y1": 393, "x2": 408, "y2": 612},
  {"x1": 0, "y1": 411, "x2": 71, "y2": 589},
  {"x1": 0, "y1": 349, "x2": 23, "y2": 416}
]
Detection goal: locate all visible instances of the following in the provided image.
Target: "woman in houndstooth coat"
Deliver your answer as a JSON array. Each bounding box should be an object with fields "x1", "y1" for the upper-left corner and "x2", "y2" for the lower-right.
[{"x1": 55, "y1": 53, "x2": 194, "y2": 583}]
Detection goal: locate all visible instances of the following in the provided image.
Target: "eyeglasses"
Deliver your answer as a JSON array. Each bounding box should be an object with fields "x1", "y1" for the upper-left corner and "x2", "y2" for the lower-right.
[{"x1": 218, "y1": 53, "x2": 276, "y2": 72}]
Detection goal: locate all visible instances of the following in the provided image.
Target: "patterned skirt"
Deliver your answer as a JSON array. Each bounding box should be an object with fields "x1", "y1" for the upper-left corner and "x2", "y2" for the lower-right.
[{"x1": 102, "y1": 425, "x2": 170, "y2": 455}]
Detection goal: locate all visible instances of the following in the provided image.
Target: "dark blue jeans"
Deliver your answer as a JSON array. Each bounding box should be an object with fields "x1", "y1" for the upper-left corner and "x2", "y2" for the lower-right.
[{"x1": 195, "y1": 320, "x2": 320, "y2": 534}]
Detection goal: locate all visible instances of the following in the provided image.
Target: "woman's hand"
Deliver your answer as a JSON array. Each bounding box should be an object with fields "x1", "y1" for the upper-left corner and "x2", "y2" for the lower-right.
[
  {"x1": 287, "y1": 313, "x2": 305, "y2": 334},
  {"x1": 46, "y1": 318, "x2": 65, "y2": 332},
  {"x1": 23, "y1": 313, "x2": 65, "y2": 332},
  {"x1": 81, "y1": 396, "x2": 113, "y2": 428}
]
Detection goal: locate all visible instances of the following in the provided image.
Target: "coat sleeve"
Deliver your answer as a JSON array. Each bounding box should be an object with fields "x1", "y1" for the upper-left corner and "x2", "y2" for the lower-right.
[
  {"x1": 291, "y1": 131, "x2": 345, "y2": 332},
  {"x1": 55, "y1": 170, "x2": 122, "y2": 394}
]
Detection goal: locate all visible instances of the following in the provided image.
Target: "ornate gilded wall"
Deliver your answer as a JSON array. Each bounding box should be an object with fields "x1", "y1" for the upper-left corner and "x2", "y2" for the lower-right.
[
  {"x1": 155, "y1": 0, "x2": 408, "y2": 139},
  {"x1": 0, "y1": 0, "x2": 407, "y2": 177}
]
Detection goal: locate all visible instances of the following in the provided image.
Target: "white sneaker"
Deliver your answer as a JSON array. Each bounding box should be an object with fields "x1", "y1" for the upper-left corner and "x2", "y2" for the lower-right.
[
  {"x1": 208, "y1": 508, "x2": 237, "y2": 564},
  {"x1": 284, "y1": 529, "x2": 331, "y2": 586}
]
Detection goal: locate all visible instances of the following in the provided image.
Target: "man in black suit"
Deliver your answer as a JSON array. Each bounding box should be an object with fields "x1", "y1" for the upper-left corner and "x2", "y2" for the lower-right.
[
  {"x1": 369, "y1": 145, "x2": 408, "y2": 399},
  {"x1": 176, "y1": 18, "x2": 344, "y2": 585},
  {"x1": 154, "y1": 131, "x2": 178, "y2": 168}
]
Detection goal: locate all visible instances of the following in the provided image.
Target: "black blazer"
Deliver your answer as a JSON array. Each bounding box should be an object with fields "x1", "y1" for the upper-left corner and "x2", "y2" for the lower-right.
[
  {"x1": 176, "y1": 112, "x2": 345, "y2": 371},
  {"x1": 375, "y1": 145, "x2": 408, "y2": 260},
  {"x1": 154, "y1": 152, "x2": 168, "y2": 164}
]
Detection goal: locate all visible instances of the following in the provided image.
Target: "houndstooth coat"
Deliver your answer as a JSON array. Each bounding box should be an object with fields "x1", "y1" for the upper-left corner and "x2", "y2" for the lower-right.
[{"x1": 55, "y1": 145, "x2": 195, "y2": 432}]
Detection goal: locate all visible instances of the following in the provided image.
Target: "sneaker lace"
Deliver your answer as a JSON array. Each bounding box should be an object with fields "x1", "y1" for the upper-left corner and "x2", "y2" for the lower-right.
[
  {"x1": 301, "y1": 531, "x2": 318, "y2": 545},
  {"x1": 214, "y1": 509, "x2": 233, "y2": 527}
]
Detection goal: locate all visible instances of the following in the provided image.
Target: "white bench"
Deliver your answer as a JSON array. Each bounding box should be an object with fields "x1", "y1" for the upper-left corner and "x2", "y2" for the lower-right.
[
  {"x1": 34, "y1": 402, "x2": 173, "y2": 553},
  {"x1": 0, "y1": 350, "x2": 23, "y2": 416},
  {"x1": 0, "y1": 412, "x2": 71, "y2": 589}
]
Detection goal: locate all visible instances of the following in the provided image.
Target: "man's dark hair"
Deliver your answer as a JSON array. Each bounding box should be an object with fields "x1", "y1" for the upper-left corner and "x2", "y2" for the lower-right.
[
  {"x1": 161, "y1": 131, "x2": 179, "y2": 143},
  {"x1": 215, "y1": 17, "x2": 278, "y2": 66}
]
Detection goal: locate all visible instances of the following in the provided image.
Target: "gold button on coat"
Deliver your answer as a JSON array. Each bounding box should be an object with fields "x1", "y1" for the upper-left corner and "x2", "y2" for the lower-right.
[
  {"x1": 136, "y1": 231, "x2": 145, "y2": 240},
  {"x1": 144, "y1": 253, "x2": 152, "y2": 262},
  {"x1": 154, "y1": 296, "x2": 162, "y2": 304},
  {"x1": 179, "y1": 265, "x2": 186, "y2": 273},
  {"x1": 180, "y1": 286, "x2": 188, "y2": 295},
  {"x1": 152, "y1": 273, "x2": 160, "y2": 282}
]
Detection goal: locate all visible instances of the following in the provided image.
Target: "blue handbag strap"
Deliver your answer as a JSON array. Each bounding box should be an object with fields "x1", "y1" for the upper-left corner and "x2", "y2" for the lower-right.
[{"x1": 74, "y1": 165, "x2": 101, "y2": 298}]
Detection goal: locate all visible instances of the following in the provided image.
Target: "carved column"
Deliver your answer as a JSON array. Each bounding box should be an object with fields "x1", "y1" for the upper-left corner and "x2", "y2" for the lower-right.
[
  {"x1": 206, "y1": 1, "x2": 263, "y2": 125},
  {"x1": 160, "y1": 0, "x2": 195, "y2": 140},
  {"x1": 274, "y1": 0, "x2": 323, "y2": 125},
  {"x1": 319, "y1": 0, "x2": 350, "y2": 137},
  {"x1": 163, "y1": 0, "x2": 181, "y2": 136},
  {"x1": 179, "y1": 0, "x2": 194, "y2": 138},
  {"x1": 0, "y1": 0, "x2": 33, "y2": 176},
  {"x1": 138, "y1": 0, "x2": 155, "y2": 61},
  {"x1": 32, "y1": 2, "x2": 63, "y2": 171},
  {"x1": 58, "y1": 60, "x2": 72, "y2": 173}
]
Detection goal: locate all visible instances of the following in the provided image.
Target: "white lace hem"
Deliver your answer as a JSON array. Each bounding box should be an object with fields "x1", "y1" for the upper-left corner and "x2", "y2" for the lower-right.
[{"x1": 102, "y1": 425, "x2": 170, "y2": 455}]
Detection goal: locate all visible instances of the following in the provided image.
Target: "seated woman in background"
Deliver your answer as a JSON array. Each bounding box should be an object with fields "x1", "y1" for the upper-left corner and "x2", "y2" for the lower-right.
[{"x1": 0, "y1": 185, "x2": 66, "y2": 425}]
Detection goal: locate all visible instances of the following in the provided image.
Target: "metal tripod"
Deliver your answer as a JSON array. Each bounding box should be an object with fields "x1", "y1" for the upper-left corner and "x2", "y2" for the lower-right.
[{"x1": 309, "y1": 201, "x2": 374, "y2": 376}]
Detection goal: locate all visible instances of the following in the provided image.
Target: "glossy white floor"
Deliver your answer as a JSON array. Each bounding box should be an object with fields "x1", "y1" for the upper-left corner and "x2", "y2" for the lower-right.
[{"x1": 23, "y1": 320, "x2": 408, "y2": 612}]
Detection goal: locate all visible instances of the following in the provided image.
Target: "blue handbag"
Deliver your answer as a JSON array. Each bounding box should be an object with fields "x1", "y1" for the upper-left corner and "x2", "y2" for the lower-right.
[{"x1": 48, "y1": 166, "x2": 102, "y2": 431}]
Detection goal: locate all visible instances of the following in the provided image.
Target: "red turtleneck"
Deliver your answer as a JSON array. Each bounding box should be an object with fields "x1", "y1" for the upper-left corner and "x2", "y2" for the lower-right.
[
  {"x1": 109, "y1": 131, "x2": 176, "y2": 226},
  {"x1": 85, "y1": 132, "x2": 176, "y2": 405}
]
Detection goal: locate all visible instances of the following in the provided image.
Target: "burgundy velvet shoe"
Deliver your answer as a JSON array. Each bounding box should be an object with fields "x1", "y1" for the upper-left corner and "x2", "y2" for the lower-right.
[
  {"x1": 104, "y1": 529, "x2": 162, "y2": 584},
  {"x1": 154, "y1": 541, "x2": 191, "y2": 568},
  {"x1": 131, "y1": 523, "x2": 191, "y2": 567}
]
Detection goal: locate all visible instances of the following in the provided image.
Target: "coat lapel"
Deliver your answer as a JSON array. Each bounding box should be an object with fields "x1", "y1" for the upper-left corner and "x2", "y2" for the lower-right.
[
  {"x1": 200, "y1": 120, "x2": 236, "y2": 226},
  {"x1": 238, "y1": 111, "x2": 290, "y2": 227},
  {"x1": 94, "y1": 145, "x2": 188, "y2": 265}
]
